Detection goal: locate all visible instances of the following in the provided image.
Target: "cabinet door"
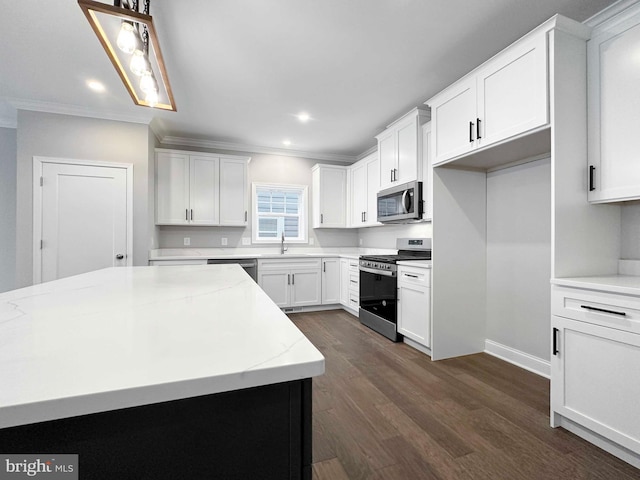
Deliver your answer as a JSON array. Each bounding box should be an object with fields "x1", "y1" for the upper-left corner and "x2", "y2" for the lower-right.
[
  {"x1": 317, "y1": 168, "x2": 347, "y2": 228},
  {"x1": 422, "y1": 122, "x2": 432, "y2": 220},
  {"x1": 477, "y1": 32, "x2": 548, "y2": 148},
  {"x1": 156, "y1": 152, "x2": 190, "y2": 225},
  {"x1": 396, "y1": 116, "x2": 418, "y2": 185},
  {"x1": 378, "y1": 130, "x2": 396, "y2": 189},
  {"x1": 397, "y1": 282, "x2": 430, "y2": 346},
  {"x1": 321, "y1": 258, "x2": 341, "y2": 304},
  {"x1": 189, "y1": 156, "x2": 219, "y2": 225},
  {"x1": 365, "y1": 156, "x2": 379, "y2": 225},
  {"x1": 219, "y1": 158, "x2": 248, "y2": 225},
  {"x1": 551, "y1": 316, "x2": 640, "y2": 454},
  {"x1": 340, "y1": 259, "x2": 350, "y2": 307},
  {"x1": 588, "y1": 12, "x2": 640, "y2": 202},
  {"x1": 350, "y1": 161, "x2": 367, "y2": 227},
  {"x1": 430, "y1": 76, "x2": 477, "y2": 166},
  {"x1": 258, "y1": 270, "x2": 290, "y2": 307},
  {"x1": 290, "y1": 269, "x2": 322, "y2": 307}
]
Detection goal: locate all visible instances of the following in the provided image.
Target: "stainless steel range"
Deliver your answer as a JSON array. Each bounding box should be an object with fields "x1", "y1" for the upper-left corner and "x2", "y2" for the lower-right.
[{"x1": 359, "y1": 238, "x2": 431, "y2": 341}]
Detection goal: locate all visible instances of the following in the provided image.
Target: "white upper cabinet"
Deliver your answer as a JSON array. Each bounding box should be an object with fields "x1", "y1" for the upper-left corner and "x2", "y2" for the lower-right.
[
  {"x1": 588, "y1": 4, "x2": 640, "y2": 203},
  {"x1": 428, "y1": 28, "x2": 548, "y2": 167},
  {"x1": 350, "y1": 152, "x2": 379, "y2": 227},
  {"x1": 189, "y1": 155, "x2": 220, "y2": 225},
  {"x1": 219, "y1": 158, "x2": 248, "y2": 225},
  {"x1": 421, "y1": 122, "x2": 432, "y2": 221},
  {"x1": 377, "y1": 108, "x2": 430, "y2": 190},
  {"x1": 312, "y1": 164, "x2": 348, "y2": 228},
  {"x1": 155, "y1": 149, "x2": 249, "y2": 226}
]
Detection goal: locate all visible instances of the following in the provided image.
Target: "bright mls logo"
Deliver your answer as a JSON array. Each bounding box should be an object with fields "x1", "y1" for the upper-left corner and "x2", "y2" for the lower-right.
[{"x1": 0, "y1": 455, "x2": 77, "y2": 480}]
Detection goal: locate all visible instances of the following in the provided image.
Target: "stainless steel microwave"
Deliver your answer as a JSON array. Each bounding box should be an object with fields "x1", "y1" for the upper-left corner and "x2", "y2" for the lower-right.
[{"x1": 377, "y1": 181, "x2": 423, "y2": 223}]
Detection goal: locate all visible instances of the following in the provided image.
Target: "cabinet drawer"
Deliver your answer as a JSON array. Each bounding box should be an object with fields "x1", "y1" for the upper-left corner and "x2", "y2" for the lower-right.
[
  {"x1": 349, "y1": 293, "x2": 359, "y2": 309},
  {"x1": 552, "y1": 285, "x2": 640, "y2": 334},
  {"x1": 348, "y1": 272, "x2": 359, "y2": 292},
  {"x1": 258, "y1": 258, "x2": 322, "y2": 271},
  {"x1": 397, "y1": 266, "x2": 431, "y2": 287}
]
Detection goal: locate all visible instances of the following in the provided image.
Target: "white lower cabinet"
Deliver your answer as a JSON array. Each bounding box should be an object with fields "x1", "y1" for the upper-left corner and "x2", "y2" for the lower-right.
[
  {"x1": 397, "y1": 265, "x2": 431, "y2": 347},
  {"x1": 321, "y1": 257, "x2": 340, "y2": 304},
  {"x1": 551, "y1": 285, "x2": 640, "y2": 460},
  {"x1": 340, "y1": 259, "x2": 350, "y2": 307},
  {"x1": 258, "y1": 258, "x2": 321, "y2": 308}
]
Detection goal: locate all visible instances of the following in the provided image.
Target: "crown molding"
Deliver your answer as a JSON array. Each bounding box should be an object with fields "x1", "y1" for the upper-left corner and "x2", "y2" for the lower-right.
[
  {"x1": 584, "y1": 0, "x2": 639, "y2": 27},
  {"x1": 4, "y1": 97, "x2": 154, "y2": 125},
  {"x1": 355, "y1": 145, "x2": 378, "y2": 161},
  {"x1": 159, "y1": 135, "x2": 357, "y2": 164}
]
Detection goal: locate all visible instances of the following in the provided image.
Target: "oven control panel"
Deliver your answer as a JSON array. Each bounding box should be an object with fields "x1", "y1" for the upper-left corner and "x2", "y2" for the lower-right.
[{"x1": 359, "y1": 260, "x2": 396, "y2": 272}]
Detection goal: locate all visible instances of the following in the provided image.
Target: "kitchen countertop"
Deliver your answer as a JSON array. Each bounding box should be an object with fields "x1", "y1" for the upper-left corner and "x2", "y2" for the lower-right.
[
  {"x1": 397, "y1": 260, "x2": 432, "y2": 268},
  {"x1": 149, "y1": 247, "x2": 396, "y2": 261},
  {"x1": 552, "y1": 275, "x2": 640, "y2": 296},
  {"x1": 0, "y1": 265, "x2": 325, "y2": 429}
]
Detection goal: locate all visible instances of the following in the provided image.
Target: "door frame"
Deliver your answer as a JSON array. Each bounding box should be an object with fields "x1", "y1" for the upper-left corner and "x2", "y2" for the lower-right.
[{"x1": 32, "y1": 157, "x2": 134, "y2": 284}]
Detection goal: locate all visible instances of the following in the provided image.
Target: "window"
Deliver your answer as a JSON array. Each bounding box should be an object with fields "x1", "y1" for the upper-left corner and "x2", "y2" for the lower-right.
[{"x1": 252, "y1": 183, "x2": 308, "y2": 243}]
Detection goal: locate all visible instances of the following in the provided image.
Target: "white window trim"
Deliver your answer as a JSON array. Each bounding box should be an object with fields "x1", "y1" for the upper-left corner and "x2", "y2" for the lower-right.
[{"x1": 251, "y1": 182, "x2": 308, "y2": 244}]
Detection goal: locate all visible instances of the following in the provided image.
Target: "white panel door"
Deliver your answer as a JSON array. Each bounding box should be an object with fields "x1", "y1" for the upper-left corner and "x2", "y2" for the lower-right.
[
  {"x1": 321, "y1": 258, "x2": 340, "y2": 304},
  {"x1": 397, "y1": 283, "x2": 430, "y2": 346},
  {"x1": 219, "y1": 158, "x2": 248, "y2": 226},
  {"x1": 431, "y1": 77, "x2": 476, "y2": 166},
  {"x1": 156, "y1": 152, "x2": 190, "y2": 224},
  {"x1": 318, "y1": 168, "x2": 346, "y2": 228},
  {"x1": 339, "y1": 258, "x2": 349, "y2": 306},
  {"x1": 396, "y1": 117, "x2": 418, "y2": 184},
  {"x1": 189, "y1": 155, "x2": 219, "y2": 225},
  {"x1": 378, "y1": 130, "x2": 396, "y2": 189},
  {"x1": 258, "y1": 270, "x2": 290, "y2": 307},
  {"x1": 365, "y1": 156, "x2": 379, "y2": 225},
  {"x1": 41, "y1": 163, "x2": 128, "y2": 282},
  {"x1": 477, "y1": 32, "x2": 548, "y2": 148},
  {"x1": 290, "y1": 269, "x2": 322, "y2": 307},
  {"x1": 350, "y1": 161, "x2": 366, "y2": 227}
]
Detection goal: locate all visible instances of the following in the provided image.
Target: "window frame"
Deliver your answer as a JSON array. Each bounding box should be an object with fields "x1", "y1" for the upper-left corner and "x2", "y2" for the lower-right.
[{"x1": 251, "y1": 182, "x2": 308, "y2": 244}]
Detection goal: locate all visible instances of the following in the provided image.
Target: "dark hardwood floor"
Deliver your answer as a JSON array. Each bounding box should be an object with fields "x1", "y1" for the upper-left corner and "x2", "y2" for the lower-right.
[{"x1": 289, "y1": 310, "x2": 640, "y2": 480}]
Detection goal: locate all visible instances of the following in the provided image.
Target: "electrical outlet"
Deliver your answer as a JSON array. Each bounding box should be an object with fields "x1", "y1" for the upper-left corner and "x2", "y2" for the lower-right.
[
  {"x1": 242, "y1": 237, "x2": 250, "y2": 246},
  {"x1": 359, "y1": 238, "x2": 363, "y2": 246},
  {"x1": 309, "y1": 238, "x2": 314, "y2": 245},
  {"x1": 183, "y1": 237, "x2": 191, "y2": 246},
  {"x1": 221, "y1": 237, "x2": 228, "y2": 246}
]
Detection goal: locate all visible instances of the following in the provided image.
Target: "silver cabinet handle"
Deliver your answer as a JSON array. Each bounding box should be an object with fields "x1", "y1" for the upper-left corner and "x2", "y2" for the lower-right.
[
  {"x1": 404, "y1": 273, "x2": 419, "y2": 278},
  {"x1": 288, "y1": 274, "x2": 290, "y2": 285},
  {"x1": 321, "y1": 214, "x2": 323, "y2": 224},
  {"x1": 191, "y1": 209, "x2": 194, "y2": 221},
  {"x1": 116, "y1": 254, "x2": 124, "y2": 260},
  {"x1": 185, "y1": 209, "x2": 188, "y2": 221},
  {"x1": 292, "y1": 274, "x2": 295, "y2": 285},
  {"x1": 245, "y1": 211, "x2": 248, "y2": 222}
]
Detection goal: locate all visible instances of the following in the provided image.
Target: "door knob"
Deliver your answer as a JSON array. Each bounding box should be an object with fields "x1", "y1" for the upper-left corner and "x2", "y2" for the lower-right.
[{"x1": 116, "y1": 254, "x2": 125, "y2": 260}]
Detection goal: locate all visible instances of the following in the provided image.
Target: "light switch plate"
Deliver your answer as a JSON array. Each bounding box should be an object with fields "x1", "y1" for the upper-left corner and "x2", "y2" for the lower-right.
[
  {"x1": 183, "y1": 237, "x2": 191, "y2": 246},
  {"x1": 359, "y1": 239, "x2": 363, "y2": 246},
  {"x1": 309, "y1": 238, "x2": 314, "y2": 245},
  {"x1": 221, "y1": 237, "x2": 228, "y2": 246},
  {"x1": 242, "y1": 237, "x2": 250, "y2": 246}
]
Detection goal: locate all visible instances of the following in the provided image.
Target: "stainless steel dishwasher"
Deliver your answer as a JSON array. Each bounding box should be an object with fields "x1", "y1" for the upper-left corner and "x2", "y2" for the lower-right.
[{"x1": 206, "y1": 258, "x2": 258, "y2": 283}]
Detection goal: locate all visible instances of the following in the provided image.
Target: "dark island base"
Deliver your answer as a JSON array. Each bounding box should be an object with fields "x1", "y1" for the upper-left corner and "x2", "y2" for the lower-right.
[{"x1": 0, "y1": 378, "x2": 312, "y2": 480}]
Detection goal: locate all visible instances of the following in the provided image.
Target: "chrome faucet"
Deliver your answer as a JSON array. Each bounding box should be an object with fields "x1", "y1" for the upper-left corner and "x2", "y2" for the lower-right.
[{"x1": 280, "y1": 231, "x2": 288, "y2": 254}]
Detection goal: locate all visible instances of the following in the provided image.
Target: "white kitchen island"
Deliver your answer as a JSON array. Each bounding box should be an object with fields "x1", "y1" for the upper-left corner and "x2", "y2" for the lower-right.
[{"x1": 0, "y1": 265, "x2": 324, "y2": 479}]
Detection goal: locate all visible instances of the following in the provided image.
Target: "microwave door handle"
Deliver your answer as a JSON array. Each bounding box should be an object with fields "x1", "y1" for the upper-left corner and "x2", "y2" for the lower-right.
[{"x1": 401, "y1": 190, "x2": 411, "y2": 213}]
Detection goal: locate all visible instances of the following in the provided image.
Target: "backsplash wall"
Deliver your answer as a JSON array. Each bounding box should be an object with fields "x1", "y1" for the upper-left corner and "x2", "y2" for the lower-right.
[
  {"x1": 622, "y1": 202, "x2": 640, "y2": 259},
  {"x1": 358, "y1": 223, "x2": 432, "y2": 249}
]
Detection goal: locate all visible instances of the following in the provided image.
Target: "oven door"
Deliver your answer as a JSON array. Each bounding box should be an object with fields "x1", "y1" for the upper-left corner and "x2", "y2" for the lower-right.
[{"x1": 359, "y1": 266, "x2": 397, "y2": 324}]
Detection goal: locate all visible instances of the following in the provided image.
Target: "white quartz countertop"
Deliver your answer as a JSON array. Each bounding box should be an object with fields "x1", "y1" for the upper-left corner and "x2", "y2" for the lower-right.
[
  {"x1": 149, "y1": 247, "x2": 395, "y2": 261},
  {"x1": 397, "y1": 260, "x2": 432, "y2": 268},
  {"x1": 552, "y1": 275, "x2": 640, "y2": 296},
  {"x1": 0, "y1": 265, "x2": 325, "y2": 429}
]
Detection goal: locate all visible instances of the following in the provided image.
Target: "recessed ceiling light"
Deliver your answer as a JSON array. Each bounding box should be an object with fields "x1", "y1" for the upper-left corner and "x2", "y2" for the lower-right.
[
  {"x1": 87, "y1": 80, "x2": 105, "y2": 92},
  {"x1": 282, "y1": 139, "x2": 292, "y2": 146},
  {"x1": 297, "y1": 112, "x2": 310, "y2": 123}
]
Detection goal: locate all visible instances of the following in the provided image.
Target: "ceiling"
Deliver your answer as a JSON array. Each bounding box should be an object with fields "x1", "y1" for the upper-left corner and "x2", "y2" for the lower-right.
[{"x1": 0, "y1": 0, "x2": 617, "y2": 161}]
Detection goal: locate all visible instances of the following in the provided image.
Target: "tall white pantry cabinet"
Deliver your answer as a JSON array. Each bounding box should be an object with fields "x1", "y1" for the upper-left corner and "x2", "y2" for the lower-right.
[{"x1": 426, "y1": 11, "x2": 636, "y2": 468}]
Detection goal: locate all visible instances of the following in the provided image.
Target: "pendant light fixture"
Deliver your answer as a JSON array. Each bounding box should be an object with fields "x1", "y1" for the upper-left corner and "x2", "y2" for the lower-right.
[{"x1": 78, "y1": 0, "x2": 176, "y2": 111}]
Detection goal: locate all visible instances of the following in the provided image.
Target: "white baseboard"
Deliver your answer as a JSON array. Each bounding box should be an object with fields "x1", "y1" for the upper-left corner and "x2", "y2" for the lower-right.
[
  {"x1": 484, "y1": 340, "x2": 550, "y2": 378},
  {"x1": 403, "y1": 337, "x2": 432, "y2": 356}
]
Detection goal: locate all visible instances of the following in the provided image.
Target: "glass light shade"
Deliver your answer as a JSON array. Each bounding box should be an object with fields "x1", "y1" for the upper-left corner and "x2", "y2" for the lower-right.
[
  {"x1": 140, "y1": 72, "x2": 158, "y2": 94},
  {"x1": 116, "y1": 22, "x2": 137, "y2": 54},
  {"x1": 145, "y1": 89, "x2": 159, "y2": 108},
  {"x1": 130, "y1": 50, "x2": 150, "y2": 76}
]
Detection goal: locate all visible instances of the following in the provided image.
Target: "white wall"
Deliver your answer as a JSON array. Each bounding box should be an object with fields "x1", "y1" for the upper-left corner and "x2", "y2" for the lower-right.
[
  {"x1": 16, "y1": 111, "x2": 152, "y2": 287},
  {"x1": 621, "y1": 202, "x2": 640, "y2": 259},
  {"x1": 0, "y1": 127, "x2": 17, "y2": 292},
  {"x1": 357, "y1": 223, "x2": 432, "y2": 249},
  {"x1": 486, "y1": 158, "x2": 551, "y2": 361},
  {"x1": 157, "y1": 146, "x2": 359, "y2": 250}
]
